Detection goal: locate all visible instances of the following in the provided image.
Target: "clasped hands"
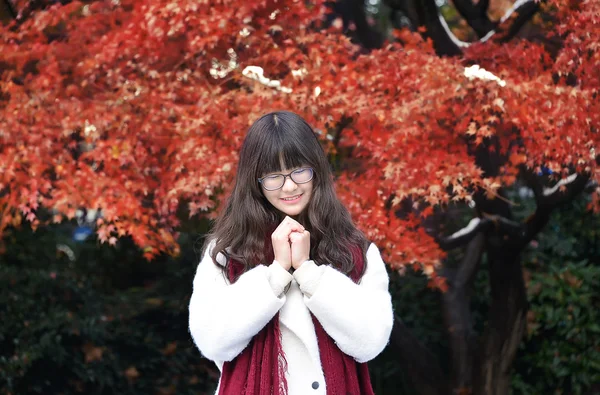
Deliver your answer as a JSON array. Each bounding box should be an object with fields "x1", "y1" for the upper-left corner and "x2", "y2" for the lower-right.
[{"x1": 271, "y1": 216, "x2": 310, "y2": 271}]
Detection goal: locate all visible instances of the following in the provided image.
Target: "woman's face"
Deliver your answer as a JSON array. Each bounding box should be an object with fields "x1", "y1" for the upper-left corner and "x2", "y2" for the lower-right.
[{"x1": 260, "y1": 167, "x2": 314, "y2": 217}]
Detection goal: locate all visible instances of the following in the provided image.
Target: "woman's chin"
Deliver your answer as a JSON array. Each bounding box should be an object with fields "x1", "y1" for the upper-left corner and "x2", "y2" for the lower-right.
[
  {"x1": 279, "y1": 207, "x2": 303, "y2": 217},
  {"x1": 276, "y1": 203, "x2": 307, "y2": 217}
]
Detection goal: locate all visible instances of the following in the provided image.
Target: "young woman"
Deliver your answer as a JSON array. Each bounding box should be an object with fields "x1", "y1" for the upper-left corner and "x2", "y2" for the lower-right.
[{"x1": 188, "y1": 111, "x2": 394, "y2": 395}]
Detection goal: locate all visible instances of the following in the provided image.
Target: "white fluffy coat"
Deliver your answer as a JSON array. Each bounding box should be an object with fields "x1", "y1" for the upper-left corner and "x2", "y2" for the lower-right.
[{"x1": 188, "y1": 241, "x2": 394, "y2": 395}]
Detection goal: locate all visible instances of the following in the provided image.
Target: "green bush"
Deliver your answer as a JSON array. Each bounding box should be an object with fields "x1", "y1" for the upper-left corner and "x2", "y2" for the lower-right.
[
  {"x1": 0, "y1": 224, "x2": 216, "y2": 395},
  {"x1": 511, "y1": 197, "x2": 600, "y2": 395},
  {"x1": 512, "y1": 261, "x2": 600, "y2": 395}
]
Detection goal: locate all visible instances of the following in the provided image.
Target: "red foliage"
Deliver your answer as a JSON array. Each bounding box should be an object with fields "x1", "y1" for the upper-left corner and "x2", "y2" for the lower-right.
[{"x1": 1, "y1": 0, "x2": 598, "y2": 277}]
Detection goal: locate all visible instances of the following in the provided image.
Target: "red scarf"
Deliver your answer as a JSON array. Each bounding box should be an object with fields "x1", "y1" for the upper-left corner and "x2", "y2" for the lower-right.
[{"x1": 218, "y1": 245, "x2": 374, "y2": 395}]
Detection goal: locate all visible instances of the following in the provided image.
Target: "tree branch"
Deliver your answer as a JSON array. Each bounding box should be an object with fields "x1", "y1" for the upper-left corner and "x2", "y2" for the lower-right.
[
  {"x1": 325, "y1": 0, "x2": 383, "y2": 49},
  {"x1": 452, "y1": 0, "x2": 496, "y2": 38},
  {"x1": 478, "y1": 0, "x2": 490, "y2": 13},
  {"x1": 388, "y1": 0, "x2": 419, "y2": 31},
  {"x1": 8, "y1": 0, "x2": 74, "y2": 25},
  {"x1": 420, "y1": 0, "x2": 464, "y2": 55},
  {"x1": 386, "y1": 0, "x2": 462, "y2": 56},
  {"x1": 1, "y1": 0, "x2": 17, "y2": 19},
  {"x1": 520, "y1": 171, "x2": 591, "y2": 248},
  {"x1": 585, "y1": 179, "x2": 599, "y2": 193},
  {"x1": 347, "y1": 0, "x2": 383, "y2": 49},
  {"x1": 453, "y1": 232, "x2": 486, "y2": 289},
  {"x1": 497, "y1": 0, "x2": 542, "y2": 42},
  {"x1": 387, "y1": 0, "x2": 543, "y2": 56},
  {"x1": 541, "y1": 173, "x2": 588, "y2": 206},
  {"x1": 389, "y1": 315, "x2": 449, "y2": 395},
  {"x1": 436, "y1": 212, "x2": 524, "y2": 251},
  {"x1": 436, "y1": 217, "x2": 493, "y2": 251},
  {"x1": 421, "y1": 0, "x2": 541, "y2": 52}
]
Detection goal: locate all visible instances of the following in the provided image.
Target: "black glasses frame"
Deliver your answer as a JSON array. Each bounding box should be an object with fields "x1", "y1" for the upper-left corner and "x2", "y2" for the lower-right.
[{"x1": 258, "y1": 167, "x2": 314, "y2": 191}]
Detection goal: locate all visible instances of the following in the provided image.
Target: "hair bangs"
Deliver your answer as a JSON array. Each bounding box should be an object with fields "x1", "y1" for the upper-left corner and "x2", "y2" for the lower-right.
[{"x1": 256, "y1": 129, "x2": 313, "y2": 177}]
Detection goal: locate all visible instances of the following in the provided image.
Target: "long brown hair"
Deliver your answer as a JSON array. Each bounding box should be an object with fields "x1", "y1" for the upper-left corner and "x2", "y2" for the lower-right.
[{"x1": 207, "y1": 111, "x2": 368, "y2": 278}]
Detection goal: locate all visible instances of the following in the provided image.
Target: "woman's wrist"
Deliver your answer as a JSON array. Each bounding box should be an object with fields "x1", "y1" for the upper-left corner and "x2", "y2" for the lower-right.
[{"x1": 274, "y1": 256, "x2": 291, "y2": 271}]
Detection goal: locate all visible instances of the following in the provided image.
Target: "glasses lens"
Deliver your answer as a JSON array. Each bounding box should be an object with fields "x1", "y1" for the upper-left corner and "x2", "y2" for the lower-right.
[
  {"x1": 262, "y1": 175, "x2": 284, "y2": 190},
  {"x1": 291, "y1": 168, "x2": 313, "y2": 184}
]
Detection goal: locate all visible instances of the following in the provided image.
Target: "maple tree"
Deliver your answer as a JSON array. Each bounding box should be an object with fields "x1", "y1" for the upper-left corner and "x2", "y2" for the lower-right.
[{"x1": 0, "y1": 0, "x2": 598, "y2": 394}]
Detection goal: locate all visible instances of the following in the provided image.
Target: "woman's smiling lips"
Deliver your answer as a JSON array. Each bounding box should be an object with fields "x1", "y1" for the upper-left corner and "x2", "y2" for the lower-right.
[{"x1": 280, "y1": 194, "x2": 303, "y2": 204}]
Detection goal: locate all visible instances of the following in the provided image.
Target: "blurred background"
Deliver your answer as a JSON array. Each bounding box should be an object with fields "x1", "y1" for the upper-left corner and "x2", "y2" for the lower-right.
[{"x1": 1, "y1": 0, "x2": 599, "y2": 394}]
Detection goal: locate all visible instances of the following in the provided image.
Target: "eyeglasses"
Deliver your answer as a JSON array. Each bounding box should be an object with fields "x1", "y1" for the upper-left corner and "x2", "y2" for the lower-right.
[{"x1": 258, "y1": 167, "x2": 314, "y2": 191}]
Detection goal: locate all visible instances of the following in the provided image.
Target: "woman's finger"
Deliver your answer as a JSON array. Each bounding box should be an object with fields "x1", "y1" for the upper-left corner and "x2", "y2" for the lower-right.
[
  {"x1": 275, "y1": 217, "x2": 303, "y2": 236},
  {"x1": 283, "y1": 216, "x2": 304, "y2": 230},
  {"x1": 289, "y1": 231, "x2": 303, "y2": 243}
]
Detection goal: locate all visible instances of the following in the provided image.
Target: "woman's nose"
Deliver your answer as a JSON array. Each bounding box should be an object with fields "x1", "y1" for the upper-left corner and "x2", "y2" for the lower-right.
[{"x1": 281, "y1": 176, "x2": 298, "y2": 192}]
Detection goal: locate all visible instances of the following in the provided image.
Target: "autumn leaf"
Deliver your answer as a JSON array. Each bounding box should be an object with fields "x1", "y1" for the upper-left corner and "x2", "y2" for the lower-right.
[
  {"x1": 145, "y1": 298, "x2": 164, "y2": 306},
  {"x1": 124, "y1": 366, "x2": 140, "y2": 382},
  {"x1": 82, "y1": 343, "x2": 104, "y2": 363},
  {"x1": 162, "y1": 342, "x2": 178, "y2": 356}
]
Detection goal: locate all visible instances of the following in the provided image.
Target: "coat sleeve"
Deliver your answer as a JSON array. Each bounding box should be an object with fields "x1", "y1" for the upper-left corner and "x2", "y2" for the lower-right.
[
  {"x1": 292, "y1": 242, "x2": 394, "y2": 363},
  {"x1": 188, "y1": 240, "x2": 293, "y2": 363}
]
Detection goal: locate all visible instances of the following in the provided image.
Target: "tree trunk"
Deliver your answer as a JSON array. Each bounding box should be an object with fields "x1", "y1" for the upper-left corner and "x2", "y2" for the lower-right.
[
  {"x1": 473, "y1": 244, "x2": 528, "y2": 394},
  {"x1": 388, "y1": 316, "x2": 449, "y2": 395},
  {"x1": 441, "y1": 233, "x2": 486, "y2": 392}
]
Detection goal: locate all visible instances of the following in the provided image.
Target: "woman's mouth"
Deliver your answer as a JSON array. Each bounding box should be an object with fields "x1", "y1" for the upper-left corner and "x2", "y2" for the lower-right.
[{"x1": 280, "y1": 194, "x2": 302, "y2": 203}]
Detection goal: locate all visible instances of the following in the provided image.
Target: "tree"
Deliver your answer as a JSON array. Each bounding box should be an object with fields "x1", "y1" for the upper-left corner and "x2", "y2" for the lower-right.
[{"x1": 1, "y1": 0, "x2": 598, "y2": 394}]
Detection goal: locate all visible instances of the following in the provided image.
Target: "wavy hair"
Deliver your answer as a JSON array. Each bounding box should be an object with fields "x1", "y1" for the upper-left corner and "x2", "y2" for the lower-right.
[{"x1": 207, "y1": 111, "x2": 368, "y2": 279}]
